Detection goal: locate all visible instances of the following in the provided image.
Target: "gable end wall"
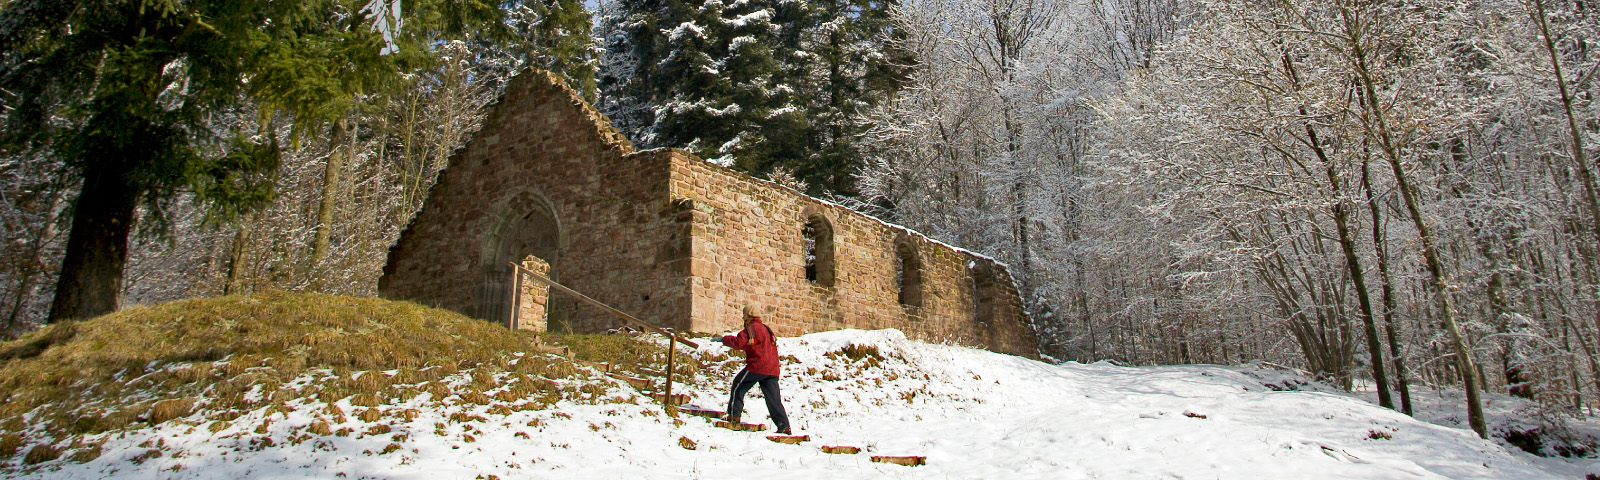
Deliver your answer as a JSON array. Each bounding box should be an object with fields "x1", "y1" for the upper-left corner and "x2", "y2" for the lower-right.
[{"x1": 380, "y1": 70, "x2": 692, "y2": 332}]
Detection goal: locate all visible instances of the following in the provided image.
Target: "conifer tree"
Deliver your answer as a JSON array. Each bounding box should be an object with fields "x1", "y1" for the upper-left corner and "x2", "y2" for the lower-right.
[
  {"x1": 786, "y1": 0, "x2": 911, "y2": 195},
  {"x1": 599, "y1": 0, "x2": 910, "y2": 195},
  {"x1": 0, "y1": 0, "x2": 504, "y2": 322},
  {"x1": 504, "y1": 0, "x2": 600, "y2": 100}
]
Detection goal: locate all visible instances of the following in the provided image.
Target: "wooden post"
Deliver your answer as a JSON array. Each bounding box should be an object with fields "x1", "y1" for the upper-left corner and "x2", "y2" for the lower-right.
[
  {"x1": 665, "y1": 339, "x2": 677, "y2": 412},
  {"x1": 510, "y1": 263, "x2": 522, "y2": 330}
]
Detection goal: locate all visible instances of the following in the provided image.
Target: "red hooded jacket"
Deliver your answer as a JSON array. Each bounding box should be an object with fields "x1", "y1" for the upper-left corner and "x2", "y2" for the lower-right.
[{"x1": 721, "y1": 318, "x2": 780, "y2": 376}]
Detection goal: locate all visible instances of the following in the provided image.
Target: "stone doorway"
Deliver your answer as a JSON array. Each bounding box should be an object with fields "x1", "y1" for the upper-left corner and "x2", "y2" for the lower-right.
[{"x1": 477, "y1": 191, "x2": 564, "y2": 327}]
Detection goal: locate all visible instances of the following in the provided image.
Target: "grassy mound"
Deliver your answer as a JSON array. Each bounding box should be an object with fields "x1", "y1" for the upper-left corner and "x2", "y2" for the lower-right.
[{"x1": 0, "y1": 291, "x2": 675, "y2": 467}]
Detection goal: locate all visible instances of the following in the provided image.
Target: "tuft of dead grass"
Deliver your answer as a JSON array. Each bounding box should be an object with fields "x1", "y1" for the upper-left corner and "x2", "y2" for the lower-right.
[
  {"x1": 357, "y1": 409, "x2": 382, "y2": 422},
  {"x1": 66, "y1": 441, "x2": 101, "y2": 463},
  {"x1": 351, "y1": 393, "x2": 384, "y2": 407},
  {"x1": 827, "y1": 344, "x2": 883, "y2": 363},
  {"x1": 0, "y1": 434, "x2": 22, "y2": 456},
  {"x1": 308, "y1": 421, "x2": 331, "y2": 436},
  {"x1": 148, "y1": 398, "x2": 195, "y2": 425},
  {"x1": 23, "y1": 444, "x2": 59, "y2": 465}
]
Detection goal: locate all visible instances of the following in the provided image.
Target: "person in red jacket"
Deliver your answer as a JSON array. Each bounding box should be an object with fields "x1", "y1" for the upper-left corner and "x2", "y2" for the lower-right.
[{"x1": 721, "y1": 305, "x2": 791, "y2": 434}]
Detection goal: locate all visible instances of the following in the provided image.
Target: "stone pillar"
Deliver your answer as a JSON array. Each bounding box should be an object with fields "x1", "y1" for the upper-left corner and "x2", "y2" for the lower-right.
[{"x1": 516, "y1": 255, "x2": 552, "y2": 331}]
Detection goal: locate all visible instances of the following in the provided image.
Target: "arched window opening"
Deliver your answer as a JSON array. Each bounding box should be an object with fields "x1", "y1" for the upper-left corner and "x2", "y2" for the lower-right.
[
  {"x1": 896, "y1": 242, "x2": 922, "y2": 308},
  {"x1": 803, "y1": 215, "x2": 835, "y2": 287},
  {"x1": 970, "y1": 262, "x2": 998, "y2": 324}
]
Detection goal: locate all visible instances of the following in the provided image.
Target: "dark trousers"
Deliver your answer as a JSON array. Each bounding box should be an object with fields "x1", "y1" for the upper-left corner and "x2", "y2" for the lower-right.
[{"x1": 727, "y1": 368, "x2": 790, "y2": 432}]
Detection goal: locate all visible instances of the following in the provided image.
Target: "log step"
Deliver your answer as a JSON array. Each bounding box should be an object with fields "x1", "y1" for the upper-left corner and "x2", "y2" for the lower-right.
[
  {"x1": 820, "y1": 445, "x2": 861, "y2": 455},
  {"x1": 713, "y1": 420, "x2": 767, "y2": 432},
  {"x1": 676, "y1": 405, "x2": 725, "y2": 419},
  {"x1": 871, "y1": 455, "x2": 926, "y2": 466},
  {"x1": 609, "y1": 373, "x2": 652, "y2": 390},
  {"x1": 573, "y1": 360, "x2": 612, "y2": 373},
  {"x1": 646, "y1": 392, "x2": 690, "y2": 406},
  {"x1": 766, "y1": 435, "x2": 810, "y2": 444}
]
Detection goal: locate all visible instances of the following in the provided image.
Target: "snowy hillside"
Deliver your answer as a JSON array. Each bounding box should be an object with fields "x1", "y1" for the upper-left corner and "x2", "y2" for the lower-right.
[{"x1": 9, "y1": 327, "x2": 1588, "y2": 479}]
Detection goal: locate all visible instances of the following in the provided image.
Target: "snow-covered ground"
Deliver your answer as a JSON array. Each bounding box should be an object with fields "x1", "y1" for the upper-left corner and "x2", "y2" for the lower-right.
[{"x1": 18, "y1": 329, "x2": 1593, "y2": 479}]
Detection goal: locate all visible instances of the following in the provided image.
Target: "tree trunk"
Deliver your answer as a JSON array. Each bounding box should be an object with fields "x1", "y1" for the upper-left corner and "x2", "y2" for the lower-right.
[
  {"x1": 1362, "y1": 158, "x2": 1413, "y2": 415},
  {"x1": 1339, "y1": 2, "x2": 1485, "y2": 438},
  {"x1": 47, "y1": 165, "x2": 138, "y2": 322},
  {"x1": 1530, "y1": 0, "x2": 1600, "y2": 353},
  {"x1": 1326, "y1": 161, "x2": 1392, "y2": 408},
  {"x1": 1284, "y1": 48, "x2": 1392, "y2": 407},
  {"x1": 224, "y1": 215, "x2": 253, "y2": 295},
  {"x1": 310, "y1": 119, "x2": 349, "y2": 288},
  {"x1": 1530, "y1": 0, "x2": 1600, "y2": 241},
  {"x1": 6, "y1": 191, "x2": 65, "y2": 330}
]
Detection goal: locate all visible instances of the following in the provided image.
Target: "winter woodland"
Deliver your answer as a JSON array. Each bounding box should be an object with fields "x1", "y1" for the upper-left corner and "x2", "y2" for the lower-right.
[{"x1": 2, "y1": 0, "x2": 1598, "y2": 445}]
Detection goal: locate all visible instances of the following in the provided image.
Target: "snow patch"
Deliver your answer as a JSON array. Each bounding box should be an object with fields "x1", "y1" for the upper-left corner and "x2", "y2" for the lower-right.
[{"x1": 12, "y1": 329, "x2": 1581, "y2": 479}]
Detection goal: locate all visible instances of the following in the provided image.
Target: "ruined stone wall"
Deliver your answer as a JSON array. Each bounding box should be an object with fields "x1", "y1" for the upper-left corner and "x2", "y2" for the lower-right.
[
  {"x1": 666, "y1": 153, "x2": 1038, "y2": 358},
  {"x1": 514, "y1": 255, "x2": 551, "y2": 331},
  {"x1": 381, "y1": 68, "x2": 1036, "y2": 357},
  {"x1": 380, "y1": 70, "x2": 694, "y2": 333}
]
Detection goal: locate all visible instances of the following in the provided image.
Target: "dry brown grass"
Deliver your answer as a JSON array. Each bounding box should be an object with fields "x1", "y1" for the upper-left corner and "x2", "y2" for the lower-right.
[
  {"x1": 543, "y1": 332, "x2": 663, "y2": 375},
  {"x1": 351, "y1": 393, "x2": 384, "y2": 407},
  {"x1": 308, "y1": 421, "x2": 331, "y2": 436},
  {"x1": 148, "y1": 399, "x2": 195, "y2": 424},
  {"x1": 357, "y1": 409, "x2": 382, "y2": 422},
  {"x1": 23, "y1": 444, "x2": 59, "y2": 464},
  {"x1": 458, "y1": 392, "x2": 493, "y2": 405},
  {"x1": 0, "y1": 291, "x2": 676, "y2": 469},
  {"x1": 827, "y1": 344, "x2": 883, "y2": 363},
  {"x1": 66, "y1": 441, "x2": 101, "y2": 463},
  {"x1": 0, "y1": 435, "x2": 23, "y2": 457}
]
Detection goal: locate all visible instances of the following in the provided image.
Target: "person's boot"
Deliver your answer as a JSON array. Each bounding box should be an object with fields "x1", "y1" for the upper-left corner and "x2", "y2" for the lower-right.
[{"x1": 776, "y1": 427, "x2": 791, "y2": 435}]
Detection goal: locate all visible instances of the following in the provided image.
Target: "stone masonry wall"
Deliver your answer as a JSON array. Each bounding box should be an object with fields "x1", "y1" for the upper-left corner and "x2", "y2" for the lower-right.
[
  {"x1": 514, "y1": 255, "x2": 551, "y2": 331},
  {"x1": 381, "y1": 68, "x2": 1036, "y2": 357},
  {"x1": 380, "y1": 70, "x2": 694, "y2": 333},
  {"x1": 666, "y1": 152, "x2": 1038, "y2": 358}
]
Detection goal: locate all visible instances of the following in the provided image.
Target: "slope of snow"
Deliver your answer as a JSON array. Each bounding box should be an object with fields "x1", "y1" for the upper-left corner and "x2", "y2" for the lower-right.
[{"x1": 15, "y1": 329, "x2": 1586, "y2": 479}]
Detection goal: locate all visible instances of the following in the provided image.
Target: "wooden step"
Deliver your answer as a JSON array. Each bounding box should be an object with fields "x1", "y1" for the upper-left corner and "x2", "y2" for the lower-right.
[
  {"x1": 572, "y1": 360, "x2": 612, "y2": 373},
  {"x1": 713, "y1": 420, "x2": 767, "y2": 432},
  {"x1": 609, "y1": 373, "x2": 653, "y2": 390},
  {"x1": 871, "y1": 455, "x2": 926, "y2": 466},
  {"x1": 645, "y1": 392, "x2": 690, "y2": 406},
  {"x1": 820, "y1": 445, "x2": 860, "y2": 455},
  {"x1": 676, "y1": 405, "x2": 725, "y2": 419},
  {"x1": 766, "y1": 434, "x2": 810, "y2": 444}
]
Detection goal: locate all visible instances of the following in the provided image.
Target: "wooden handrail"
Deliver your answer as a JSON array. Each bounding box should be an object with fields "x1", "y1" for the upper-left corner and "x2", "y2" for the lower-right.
[
  {"x1": 508, "y1": 262, "x2": 699, "y2": 348},
  {"x1": 510, "y1": 261, "x2": 698, "y2": 412}
]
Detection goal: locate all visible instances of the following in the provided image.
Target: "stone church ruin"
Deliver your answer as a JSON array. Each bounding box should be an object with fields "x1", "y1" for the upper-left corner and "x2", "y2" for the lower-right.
[{"x1": 379, "y1": 69, "x2": 1038, "y2": 358}]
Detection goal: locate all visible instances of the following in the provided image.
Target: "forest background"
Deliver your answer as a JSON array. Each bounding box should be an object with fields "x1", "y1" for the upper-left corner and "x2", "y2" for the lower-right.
[{"x1": 1, "y1": 0, "x2": 1597, "y2": 443}]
